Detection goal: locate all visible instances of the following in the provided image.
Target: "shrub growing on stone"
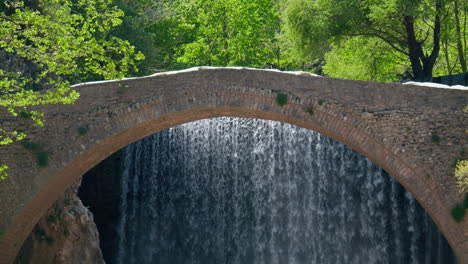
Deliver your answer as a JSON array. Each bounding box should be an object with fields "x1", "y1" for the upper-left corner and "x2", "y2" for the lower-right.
[
  {"x1": 21, "y1": 140, "x2": 41, "y2": 151},
  {"x1": 78, "y1": 127, "x2": 88, "y2": 135},
  {"x1": 37, "y1": 151, "x2": 49, "y2": 167},
  {"x1": 276, "y1": 93, "x2": 287, "y2": 106},
  {"x1": 45, "y1": 236, "x2": 54, "y2": 246},
  {"x1": 455, "y1": 160, "x2": 468, "y2": 193},
  {"x1": 451, "y1": 203, "x2": 465, "y2": 222}
]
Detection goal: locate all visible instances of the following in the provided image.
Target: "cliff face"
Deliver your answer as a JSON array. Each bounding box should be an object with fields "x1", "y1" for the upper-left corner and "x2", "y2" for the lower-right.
[
  {"x1": 79, "y1": 150, "x2": 123, "y2": 264},
  {"x1": 14, "y1": 179, "x2": 105, "y2": 264}
]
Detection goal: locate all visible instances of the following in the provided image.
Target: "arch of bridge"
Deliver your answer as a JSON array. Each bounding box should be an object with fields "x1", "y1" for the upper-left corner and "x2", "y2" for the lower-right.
[{"x1": 0, "y1": 67, "x2": 466, "y2": 263}]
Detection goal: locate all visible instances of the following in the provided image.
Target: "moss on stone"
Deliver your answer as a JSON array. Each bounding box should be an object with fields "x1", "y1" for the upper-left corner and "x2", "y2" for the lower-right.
[
  {"x1": 451, "y1": 203, "x2": 465, "y2": 222},
  {"x1": 37, "y1": 151, "x2": 49, "y2": 167},
  {"x1": 276, "y1": 93, "x2": 287, "y2": 106},
  {"x1": 78, "y1": 127, "x2": 88, "y2": 135}
]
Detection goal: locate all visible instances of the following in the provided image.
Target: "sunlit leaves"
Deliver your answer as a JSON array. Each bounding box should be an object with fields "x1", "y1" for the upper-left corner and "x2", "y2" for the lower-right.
[
  {"x1": 0, "y1": 128, "x2": 26, "y2": 146},
  {"x1": 455, "y1": 160, "x2": 468, "y2": 193},
  {"x1": 323, "y1": 37, "x2": 406, "y2": 81},
  {"x1": 0, "y1": 0, "x2": 144, "y2": 113},
  {"x1": 0, "y1": 0, "x2": 144, "y2": 178},
  {"x1": 173, "y1": 0, "x2": 280, "y2": 67},
  {"x1": 0, "y1": 164, "x2": 8, "y2": 180},
  {"x1": 282, "y1": 0, "x2": 466, "y2": 80}
]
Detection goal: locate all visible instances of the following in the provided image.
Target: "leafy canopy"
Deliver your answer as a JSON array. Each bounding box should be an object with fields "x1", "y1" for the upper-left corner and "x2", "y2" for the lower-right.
[
  {"x1": 282, "y1": 0, "x2": 466, "y2": 80},
  {"x1": 323, "y1": 37, "x2": 406, "y2": 82},
  {"x1": 166, "y1": 0, "x2": 280, "y2": 67},
  {"x1": 0, "y1": 0, "x2": 144, "y2": 178}
]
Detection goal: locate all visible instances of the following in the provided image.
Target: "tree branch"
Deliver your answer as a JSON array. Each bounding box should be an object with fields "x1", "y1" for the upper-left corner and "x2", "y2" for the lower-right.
[
  {"x1": 345, "y1": 31, "x2": 409, "y2": 56},
  {"x1": 427, "y1": 0, "x2": 442, "y2": 66}
]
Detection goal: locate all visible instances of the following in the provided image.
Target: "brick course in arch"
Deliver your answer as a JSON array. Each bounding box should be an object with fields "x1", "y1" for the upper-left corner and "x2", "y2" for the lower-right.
[{"x1": 0, "y1": 67, "x2": 466, "y2": 263}]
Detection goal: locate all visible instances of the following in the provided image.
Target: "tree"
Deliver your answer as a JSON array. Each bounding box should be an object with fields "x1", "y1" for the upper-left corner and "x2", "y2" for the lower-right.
[
  {"x1": 453, "y1": 0, "x2": 467, "y2": 73},
  {"x1": 171, "y1": 0, "x2": 280, "y2": 67},
  {"x1": 282, "y1": 0, "x2": 459, "y2": 80},
  {"x1": 322, "y1": 36, "x2": 407, "y2": 81},
  {"x1": 113, "y1": 0, "x2": 306, "y2": 71},
  {"x1": 132, "y1": 0, "x2": 199, "y2": 71},
  {"x1": 110, "y1": 0, "x2": 170, "y2": 74},
  {"x1": 0, "y1": 0, "x2": 144, "y2": 179}
]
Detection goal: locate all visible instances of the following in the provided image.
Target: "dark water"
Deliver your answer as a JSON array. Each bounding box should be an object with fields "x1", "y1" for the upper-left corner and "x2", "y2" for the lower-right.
[{"x1": 115, "y1": 117, "x2": 456, "y2": 264}]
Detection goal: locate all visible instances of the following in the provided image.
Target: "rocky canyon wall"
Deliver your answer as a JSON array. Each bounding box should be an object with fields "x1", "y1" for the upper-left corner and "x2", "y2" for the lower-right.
[{"x1": 14, "y1": 179, "x2": 105, "y2": 264}]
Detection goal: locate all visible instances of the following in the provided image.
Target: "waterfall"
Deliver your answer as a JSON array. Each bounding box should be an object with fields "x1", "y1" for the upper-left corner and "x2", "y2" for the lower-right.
[{"x1": 115, "y1": 117, "x2": 456, "y2": 264}]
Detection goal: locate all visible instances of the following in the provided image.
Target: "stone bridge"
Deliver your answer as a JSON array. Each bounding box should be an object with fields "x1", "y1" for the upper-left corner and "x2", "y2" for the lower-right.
[{"x1": 0, "y1": 67, "x2": 467, "y2": 263}]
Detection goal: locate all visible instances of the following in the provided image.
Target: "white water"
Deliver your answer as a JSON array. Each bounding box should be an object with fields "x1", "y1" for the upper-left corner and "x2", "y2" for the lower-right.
[{"x1": 116, "y1": 117, "x2": 456, "y2": 264}]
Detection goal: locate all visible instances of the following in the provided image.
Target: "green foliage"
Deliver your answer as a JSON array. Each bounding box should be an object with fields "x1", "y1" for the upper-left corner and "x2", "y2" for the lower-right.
[
  {"x1": 47, "y1": 209, "x2": 63, "y2": 225},
  {"x1": 452, "y1": 157, "x2": 463, "y2": 168},
  {"x1": 145, "y1": 0, "x2": 280, "y2": 68},
  {"x1": 280, "y1": 0, "x2": 333, "y2": 61},
  {"x1": 22, "y1": 139, "x2": 50, "y2": 167},
  {"x1": 434, "y1": 0, "x2": 467, "y2": 76},
  {"x1": 36, "y1": 227, "x2": 46, "y2": 237},
  {"x1": 0, "y1": 165, "x2": 8, "y2": 180},
  {"x1": 431, "y1": 133, "x2": 441, "y2": 143},
  {"x1": 108, "y1": 0, "x2": 166, "y2": 74},
  {"x1": 451, "y1": 203, "x2": 465, "y2": 222},
  {"x1": 0, "y1": 0, "x2": 144, "y2": 179},
  {"x1": 63, "y1": 226, "x2": 70, "y2": 237},
  {"x1": 78, "y1": 127, "x2": 88, "y2": 135},
  {"x1": 45, "y1": 235, "x2": 54, "y2": 246},
  {"x1": 306, "y1": 106, "x2": 314, "y2": 115},
  {"x1": 116, "y1": 82, "x2": 130, "y2": 94},
  {"x1": 0, "y1": 129, "x2": 27, "y2": 145},
  {"x1": 21, "y1": 140, "x2": 42, "y2": 151},
  {"x1": 19, "y1": 111, "x2": 33, "y2": 119},
  {"x1": 276, "y1": 93, "x2": 287, "y2": 106},
  {"x1": 465, "y1": 193, "x2": 468, "y2": 209},
  {"x1": 323, "y1": 37, "x2": 406, "y2": 82},
  {"x1": 47, "y1": 214, "x2": 59, "y2": 223},
  {"x1": 318, "y1": 99, "x2": 325, "y2": 106},
  {"x1": 36, "y1": 151, "x2": 49, "y2": 167},
  {"x1": 282, "y1": 0, "x2": 467, "y2": 80},
  {"x1": 455, "y1": 160, "x2": 468, "y2": 193}
]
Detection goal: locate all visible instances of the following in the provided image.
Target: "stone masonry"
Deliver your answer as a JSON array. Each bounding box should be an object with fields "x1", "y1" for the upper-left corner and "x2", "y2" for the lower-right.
[{"x1": 0, "y1": 67, "x2": 466, "y2": 263}]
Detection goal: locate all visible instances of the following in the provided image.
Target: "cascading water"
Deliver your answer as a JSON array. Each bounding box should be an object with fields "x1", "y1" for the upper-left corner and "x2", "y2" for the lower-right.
[{"x1": 115, "y1": 117, "x2": 456, "y2": 264}]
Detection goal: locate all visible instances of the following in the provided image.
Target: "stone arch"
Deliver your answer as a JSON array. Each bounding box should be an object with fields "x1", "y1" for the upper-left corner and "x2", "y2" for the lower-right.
[{"x1": 0, "y1": 67, "x2": 466, "y2": 263}]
